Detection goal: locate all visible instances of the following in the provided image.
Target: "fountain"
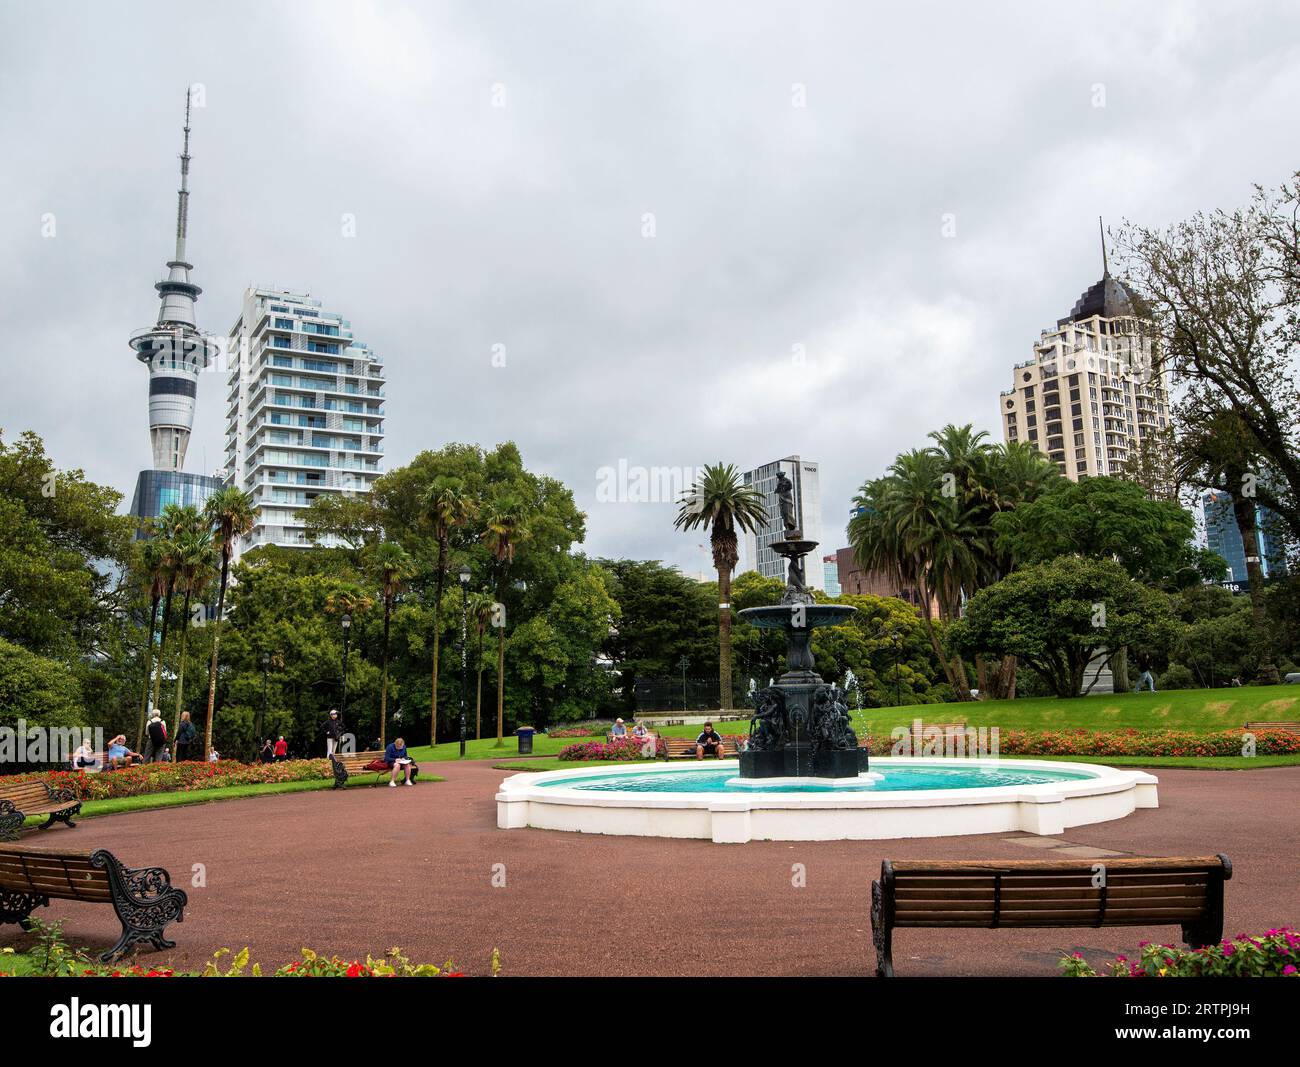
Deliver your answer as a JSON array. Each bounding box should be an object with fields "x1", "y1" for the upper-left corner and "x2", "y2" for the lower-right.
[
  {"x1": 738, "y1": 472, "x2": 862, "y2": 779},
  {"x1": 495, "y1": 470, "x2": 1160, "y2": 842}
]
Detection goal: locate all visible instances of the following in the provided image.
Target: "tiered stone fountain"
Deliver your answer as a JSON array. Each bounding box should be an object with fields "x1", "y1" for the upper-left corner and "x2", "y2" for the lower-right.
[{"x1": 737, "y1": 475, "x2": 865, "y2": 780}]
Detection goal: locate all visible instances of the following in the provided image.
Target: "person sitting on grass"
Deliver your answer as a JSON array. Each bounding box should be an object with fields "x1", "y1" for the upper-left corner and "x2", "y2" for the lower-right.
[
  {"x1": 695, "y1": 722, "x2": 725, "y2": 760},
  {"x1": 385, "y1": 736, "x2": 418, "y2": 787}
]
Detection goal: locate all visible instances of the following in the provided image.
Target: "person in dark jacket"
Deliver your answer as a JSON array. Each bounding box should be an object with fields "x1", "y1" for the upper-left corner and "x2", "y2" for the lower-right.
[
  {"x1": 259, "y1": 739, "x2": 275, "y2": 763},
  {"x1": 323, "y1": 709, "x2": 344, "y2": 758},
  {"x1": 384, "y1": 737, "x2": 418, "y2": 787},
  {"x1": 175, "y1": 711, "x2": 197, "y2": 761}
]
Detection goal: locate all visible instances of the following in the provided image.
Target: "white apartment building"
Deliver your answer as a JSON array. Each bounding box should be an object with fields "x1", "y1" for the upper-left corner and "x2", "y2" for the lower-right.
[
  {"x1": 224, "y1": 288, "x2": 385, "y2": 555},
  {"x1": 740, "y1": 456, "x2": 825, "y2": 590},
  {"x1": 1000, "y1": 264, "x2": 1170, "y2": 480}
]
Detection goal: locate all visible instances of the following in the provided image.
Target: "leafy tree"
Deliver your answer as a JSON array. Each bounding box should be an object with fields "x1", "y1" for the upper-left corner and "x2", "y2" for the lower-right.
[
  {"x1": 1117, "y1": 174, "x2": 1300, "y2": 543},
  {"x1": 131, "y1": 538, "x2": 167, "y2": 749},
  {"x1": 368, "y1": 541, "x2": 416, "y2": 746},
  {"x1": 991, "y1": 475, "x2": 1220, "y2": 589},
  {"x1": 164, "y1": 507, "x2": 216, "y2": 742},
  {"x1": 0, "y1": 638, "x2": 83, "y2": 731},
  {"x1": 597, "y1": 559, "x2": 718, "y2": 713},
  {"x1": 949, "y1": 557, "x2": 1178, "y2": 698},
  {"x1": 202, "y1": 486, "x2": 256, "y2": 757},
  {"x1": 482, "y1": 495, "x2": 530, "y2": 743},
  {"x1": 674, "y1": 463, "x2": 768, "y2": 710},
  {"x1": 422, "y1": 477, "x2": 476, "y2": 744},
  {"x1": 0, "y1": 430, "x2": 133, "y2": 659},
  {"x1": 1173, "y1": 409, "x2": 1280, "y2": 683}
]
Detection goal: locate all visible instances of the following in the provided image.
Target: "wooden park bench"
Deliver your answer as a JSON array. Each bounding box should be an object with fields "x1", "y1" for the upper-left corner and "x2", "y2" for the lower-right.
[
  {"x1": 0, "y1": 780, "x2": 82, "y2": 842},
  {"x1": 1243, "y1": 721, "x2": 1300, "y2": 735},
  {"x1": 870, "y1": 855, "x2": 1231, "y2": 977},
  {"x1": 328, "y1": 750, "x2": 420, "y2": 788},
  {"x1": 0, "y1": 845, "x2": 187, "y2": 962},
  {"x1": 662, "y1": 736, "x2": 742, "y2": 760}
]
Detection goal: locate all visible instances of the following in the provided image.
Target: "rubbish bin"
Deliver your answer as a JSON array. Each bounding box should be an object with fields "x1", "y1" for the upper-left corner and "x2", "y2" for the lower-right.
[{"x1": 516, "y1": 727, "x2": 535, "y2": 755}]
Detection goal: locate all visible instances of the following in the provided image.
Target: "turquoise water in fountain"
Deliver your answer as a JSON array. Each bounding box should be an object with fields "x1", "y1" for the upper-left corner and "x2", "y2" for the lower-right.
[{"x1": 534, "y1": 761, "x2": 1098, "y2": 793}]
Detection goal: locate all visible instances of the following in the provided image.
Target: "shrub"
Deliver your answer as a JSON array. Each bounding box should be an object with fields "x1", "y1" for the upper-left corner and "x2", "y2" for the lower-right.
[
  {"x1": 558, "y1": 737, "x2": 667, "y2": 761},
  {"x1": 547, "y1": 727, "x2": 602, "y2": 738},
  {"x1": 0, "y1": 919, "x2": 494, "y2": 977},
  {"x1": 858, "y1": 727, "x2": 1300, "y2": 758},
  {"x1": 1060, "y1": 928, "x2": 1300, "y2": 977},
  {"x1": 1158, "y1": 664, "x2": 1197, "y2": 690},
  {"x1": 4, "y1": 758, "x2": 332, "y2": 802}
]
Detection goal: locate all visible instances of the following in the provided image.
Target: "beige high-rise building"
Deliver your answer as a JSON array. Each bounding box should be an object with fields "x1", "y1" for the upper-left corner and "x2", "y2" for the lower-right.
[{"x1": 999, "y1": 249, "x2": 1171, "y2": 481}]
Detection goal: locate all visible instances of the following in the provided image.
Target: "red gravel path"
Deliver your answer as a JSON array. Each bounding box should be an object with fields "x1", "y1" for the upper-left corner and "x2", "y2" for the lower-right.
[{"x1": 9, "y1": 763, "x2": 1299, "y2": 976}]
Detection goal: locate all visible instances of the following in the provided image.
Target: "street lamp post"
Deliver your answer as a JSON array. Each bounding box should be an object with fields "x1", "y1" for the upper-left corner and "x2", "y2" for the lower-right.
[
  {"x1": 458, "y1": 565, "x2": 471, "y2": 759},
  {"x1": 892, "y1": 633, "x2": 902, "y2": 708},
  {"x1": 677, "y1": 655, "x2": 690, "y2": 712},
  {"x1": 340, "y1": 613, "x2": 352, "y2": 725}
]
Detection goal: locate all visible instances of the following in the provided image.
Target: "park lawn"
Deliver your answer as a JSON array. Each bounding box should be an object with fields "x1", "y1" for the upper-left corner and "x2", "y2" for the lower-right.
[
  {"x1": 20, "y1": 773, "x2": 443, "y2": 827},
  {"x1": 407, "y1": 735, "x2": 572, "y2": 763},
  {"x1": 650, "y1": 685, "x2": 1297, "y2": 739}
]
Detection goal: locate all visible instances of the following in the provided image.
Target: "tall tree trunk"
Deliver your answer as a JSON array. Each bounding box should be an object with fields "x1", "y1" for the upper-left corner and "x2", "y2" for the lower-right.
[
  {"x1": 137, "y1": 594, "x2": 160, "y2": 751},
  {"x1": 1233, "y1": 494, "x2": 1280, "y2": 684},
  {"x1": 151, "y1": 579, "x2": 175, "y2": 722},
  {"x1": 476, "y1": 626, "x2": 484, "y2": 740},
  {"x1": 1111, "y1": 646, "x2": 1130, "y2": 694},
  {"x1": 495, "y1": 567, "x2": 507, "y2": 746},
  {"x1": 172, "y1": 587, "x2": 194, "y2": 744},
  {"x1": 717, "y1": 566, "x2": 733, "y2": 710},
  {"x1": 431, "y1": 543, "x2": 447, "y2": 744},
  {"x1": 202, "y1": 549, "x2": 231, "y2": 759},
  {"x1": 380, "y1": 597, "x2": 391, "y2": 747}
]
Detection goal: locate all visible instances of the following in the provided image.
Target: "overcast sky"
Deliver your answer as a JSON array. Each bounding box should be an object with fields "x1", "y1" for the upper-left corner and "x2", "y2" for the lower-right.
[{"x1": 2, "y1": 1, "x2": 1297, "y2": 577}]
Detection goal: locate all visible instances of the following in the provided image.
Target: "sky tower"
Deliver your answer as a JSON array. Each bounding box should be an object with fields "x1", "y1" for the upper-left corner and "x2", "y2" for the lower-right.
[
  {"x1": 129, "y1": 89, "x2": 214, "y2": 471},
  {"x1": 127, "y1": 90, "x2": 223, "y2": 535}
]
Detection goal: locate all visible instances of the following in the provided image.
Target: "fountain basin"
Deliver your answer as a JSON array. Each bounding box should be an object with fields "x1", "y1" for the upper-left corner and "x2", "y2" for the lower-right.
[
  {"x1": 496, "y1": 758, "x2": 1159, "y2": 844},
  {"x1": 737, "y1": 604, "x2": 858, "y2": 630}
]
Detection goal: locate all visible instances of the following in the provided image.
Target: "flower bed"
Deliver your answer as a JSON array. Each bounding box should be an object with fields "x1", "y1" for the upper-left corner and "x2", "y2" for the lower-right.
[
  {"x1": 4, "y1": 758, "x2": 332, "y2": 802},
  {"x1": 860, "y1": 727, "x2": 1300, "y2": 758},
  {"x1": 1060, "y1": 928, "x2": 1300, "y2": 977},
  {"x1": 1, "y1": 922, "x2": 490, "y2": 977},
  {"x1": 547, "y1": 727, "x2": 603, "y2": 738},
  {"x1": 558, "y1": 737, "x2": 668, "y2": 761}
]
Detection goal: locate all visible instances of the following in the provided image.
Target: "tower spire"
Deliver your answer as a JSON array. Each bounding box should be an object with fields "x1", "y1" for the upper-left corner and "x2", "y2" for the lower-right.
[
  {"x1": 175, "y1": 87, "x2": 192, "y2": 262},
  {"x1": 1099, "y1": 215, "x2": 1109, "y2": 276}
]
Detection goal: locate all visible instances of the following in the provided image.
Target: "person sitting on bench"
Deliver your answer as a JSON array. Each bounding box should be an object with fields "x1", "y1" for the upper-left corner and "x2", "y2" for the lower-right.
[
  {"x1": 105, "y1": 735, "x2": 141, "y2": 769},
  {"x1": 695, "y1": 723, "x2": 724, "y2": 760},
  {"x1": 611, "y1": 718, "x2": 627, "y2": 737},
  {"x1": 385, "y1": 737, "x2": 417, "y2": 787}
]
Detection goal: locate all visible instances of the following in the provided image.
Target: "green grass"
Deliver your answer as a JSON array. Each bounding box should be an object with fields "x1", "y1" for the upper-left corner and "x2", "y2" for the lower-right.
[
  {"x1": 651, "y1": 685, "x2": 1298, "y2": 739},
  {"x1": 21, "y1": 773, "x2": 443, "y2": 826},
  {"x1": 405, "y1": 735, "x2": 572, "y2": 762}
]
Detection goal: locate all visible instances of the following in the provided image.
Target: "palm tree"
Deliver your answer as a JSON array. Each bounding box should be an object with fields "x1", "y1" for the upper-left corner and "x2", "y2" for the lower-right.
[
  {"x1": 134, "y1": 536, "x2": 168, "y2": 751},
  {"x1": 1175, "y1": 408, "x2": 1280, "y2": 684},
  {"x1": 169, "y1": 515, "x2": 216, "y2": 742},
  {"x1": 149, "y1": 504, "x2": 191, "y2": 724},
  {"x1": 370, "y1": 541, "x2": 416, "y2": 746},
  {"x1": 674, "y1": 463, "x2": 768, "y2": 710},
  {"x1": 201, "y1": 486, "x2": 256, "y2": 759},
  {"x1": 482, "y1": 496, "x2": 530, "y2": 745},
  {"x1": 468, "y1": 592, "x2": 496, "y2": 740},
  {"x1": 422, "y1": 477, "x2": 477, "y2": 744},
  {"x1": 850, "y1": 451, "x2": 978, "y2": 698}
]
